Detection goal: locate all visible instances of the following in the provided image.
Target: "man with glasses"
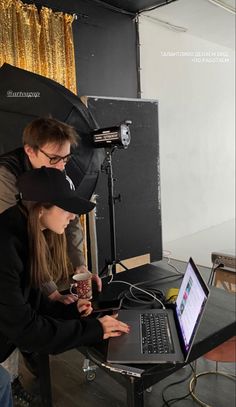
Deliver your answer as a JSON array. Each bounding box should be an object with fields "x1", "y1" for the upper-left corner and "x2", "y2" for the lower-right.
[
  {"x1": 0, "y1": 117, "x2": 101, "y2": 404},
  {"x1": 0, "y1": 116, "x2": 102, "y2": 297},
  {"x1": 37, "y1": 147, "x2": 72, "y2": 165}
]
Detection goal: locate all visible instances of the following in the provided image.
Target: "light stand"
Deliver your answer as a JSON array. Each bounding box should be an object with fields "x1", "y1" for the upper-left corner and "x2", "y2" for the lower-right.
[
  {"x1": 100, "y1": 147, "x2": 128, "y2": 276},
  {"x1": 92, "y1": 120, "x2": 131, "y2": 276}
]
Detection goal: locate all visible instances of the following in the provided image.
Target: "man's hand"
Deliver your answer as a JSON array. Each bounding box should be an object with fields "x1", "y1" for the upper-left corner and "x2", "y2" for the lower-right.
[
  {"x1": 77, "y1": 299, "x2": 93, "y2": 317},
  {"x1": 98, "y1": 314, "x2": 130, "y2": 339},
  {"x1": 48, "y1": 290, "x2": 77, "y2": 305},
  {"x1": 75, "y1": 265, "x2": 102, "y2": 292}
]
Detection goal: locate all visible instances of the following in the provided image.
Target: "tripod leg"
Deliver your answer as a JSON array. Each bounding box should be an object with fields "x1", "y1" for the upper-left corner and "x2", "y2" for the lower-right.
[{"x1": 117, "y1": 261, "x2": 129, "y2": 271}]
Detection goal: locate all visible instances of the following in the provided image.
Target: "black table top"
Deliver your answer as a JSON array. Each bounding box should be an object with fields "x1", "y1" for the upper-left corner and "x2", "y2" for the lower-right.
[{"x1": 87, "y1": 261, "x2": 235, "y2": 388}]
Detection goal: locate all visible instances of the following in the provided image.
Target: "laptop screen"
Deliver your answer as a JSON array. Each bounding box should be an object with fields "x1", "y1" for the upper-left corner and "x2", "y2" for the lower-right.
[{"x1": 176, "y1": 258, "x2": 209, "y2": 354}]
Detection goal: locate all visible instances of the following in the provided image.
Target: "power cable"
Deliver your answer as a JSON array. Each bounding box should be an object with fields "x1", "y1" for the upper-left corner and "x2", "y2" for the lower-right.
[
  {"x1": 166, "y1": 257, "x2": 183, "y2": 274},
  {"x1": 108, "y1": 277, "x2": 166, "y2": 309},
  {"x1": 161, "y1": 364, "x2": 194, "y2": 406},
  {"x1": 208, "y1": 261, "x2": 224, "y2": 285}
]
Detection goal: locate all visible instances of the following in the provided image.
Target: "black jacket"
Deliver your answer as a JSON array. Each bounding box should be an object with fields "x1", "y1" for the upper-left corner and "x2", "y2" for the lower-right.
[
  {"x1": 0, "y1": 205, "x2": 103, "y2": 363},
  {"x1": 0, "y1": 146, "x2": 84, "y2": 188},
  {"x1": 0, "y1": 147, "x2": 31, "y2": 177},
  {"x1": 0, "y1": 147, "x2": 86, "y2": 274}
]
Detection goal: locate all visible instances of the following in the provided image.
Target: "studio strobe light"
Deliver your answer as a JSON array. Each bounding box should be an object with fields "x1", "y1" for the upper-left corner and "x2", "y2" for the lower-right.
[{"x1": 92, "y1": 121, "x2": 131, "y2": 149}]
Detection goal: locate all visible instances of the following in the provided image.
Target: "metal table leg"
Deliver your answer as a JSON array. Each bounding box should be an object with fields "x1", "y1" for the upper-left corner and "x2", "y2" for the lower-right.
[
  {"x1": 38, "y1": 354, "x2": 53, "y2": 407},
  {"x1": 126, "y1": 376, "x2": 144, "y2": 407}
]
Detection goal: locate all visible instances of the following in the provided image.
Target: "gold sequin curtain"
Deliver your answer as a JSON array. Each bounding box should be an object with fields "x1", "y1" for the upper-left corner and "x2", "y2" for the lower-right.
[
  {"x1": 0, "y1": 0, "x2": 77, "y2": 93},
  {"x1": 0, "y1": 0, "x2": 88, "y2": 263}
]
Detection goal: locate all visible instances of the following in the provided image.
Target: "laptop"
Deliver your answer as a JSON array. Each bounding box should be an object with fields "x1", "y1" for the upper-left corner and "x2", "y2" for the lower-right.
[{"x1": 107, "y1": 257, "x2": 209, "y2": 364}]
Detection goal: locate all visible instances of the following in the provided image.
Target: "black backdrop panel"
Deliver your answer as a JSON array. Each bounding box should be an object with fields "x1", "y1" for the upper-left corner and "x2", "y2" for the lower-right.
[
  {"x1": 87, "y1": 97, "x2": 162, "y2": 271},
  {"x1": 23, "y1": 0, "x2": 138, "y2": 98}
]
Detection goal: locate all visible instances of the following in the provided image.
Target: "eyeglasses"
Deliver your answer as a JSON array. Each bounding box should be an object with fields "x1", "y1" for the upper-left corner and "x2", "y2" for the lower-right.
[{"x1": 38, "y1": 148, "x2": 72, "y2": 165}]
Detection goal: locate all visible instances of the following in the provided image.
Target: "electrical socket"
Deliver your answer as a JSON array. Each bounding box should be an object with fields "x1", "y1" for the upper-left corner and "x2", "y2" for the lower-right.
[{"x1": 211, "y1": 252, "x2": 236, "y2": 269}]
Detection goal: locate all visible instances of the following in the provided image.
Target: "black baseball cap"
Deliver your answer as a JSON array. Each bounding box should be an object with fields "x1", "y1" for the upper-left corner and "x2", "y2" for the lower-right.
[{"x1": 17, "y1": 167, "x2": 95, "y2": 215}]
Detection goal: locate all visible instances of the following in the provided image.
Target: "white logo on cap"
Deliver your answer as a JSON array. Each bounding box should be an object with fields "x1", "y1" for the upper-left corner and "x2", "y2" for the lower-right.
[{"x1": 65, "y1": 174, "x2": 75, "y2": 191}]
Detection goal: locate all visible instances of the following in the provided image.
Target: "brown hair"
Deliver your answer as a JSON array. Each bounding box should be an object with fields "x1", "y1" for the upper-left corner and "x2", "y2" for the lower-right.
[
  {"x1": 22, "y1": 201, "x2": 73, "y2": 288},
  {"x1": 22, "y1": 117, "x2": 78, "y2": 150}
]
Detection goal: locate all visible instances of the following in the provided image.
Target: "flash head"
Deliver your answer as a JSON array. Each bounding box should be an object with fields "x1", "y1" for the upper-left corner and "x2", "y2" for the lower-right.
[{"x1": 92, "y1": 120, "x2": 131, "y2": 149}]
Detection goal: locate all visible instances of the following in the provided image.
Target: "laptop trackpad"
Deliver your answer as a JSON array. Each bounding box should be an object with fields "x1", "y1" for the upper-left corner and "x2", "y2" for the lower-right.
[
  {"x1": 108, "y1": 318, "x2": 140, "y2": 359},
  {"x1": 116, "y1": 318, "x2": 139, "y2": 345}
]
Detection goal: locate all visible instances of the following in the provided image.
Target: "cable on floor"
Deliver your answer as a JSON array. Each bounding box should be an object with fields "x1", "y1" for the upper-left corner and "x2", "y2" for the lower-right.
[{"x1": 161, "y1": 364, "x2": 194, "y2": 406}]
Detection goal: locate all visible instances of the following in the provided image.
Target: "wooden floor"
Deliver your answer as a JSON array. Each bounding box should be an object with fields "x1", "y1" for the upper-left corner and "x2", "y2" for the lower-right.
[{"x1": 19, "y1": 350, "x2": 235, "y2": 407}]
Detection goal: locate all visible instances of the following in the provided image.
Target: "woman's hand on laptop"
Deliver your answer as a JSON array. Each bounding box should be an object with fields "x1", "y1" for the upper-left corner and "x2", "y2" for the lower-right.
[{"x1": 98, "y1": 314, "x2": 130, "y2": 339}]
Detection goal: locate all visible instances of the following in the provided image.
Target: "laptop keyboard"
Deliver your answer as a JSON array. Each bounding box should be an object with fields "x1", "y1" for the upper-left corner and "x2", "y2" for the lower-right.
[{"x1": 141, "y1": 313, "x2": 175, "y2": 354}]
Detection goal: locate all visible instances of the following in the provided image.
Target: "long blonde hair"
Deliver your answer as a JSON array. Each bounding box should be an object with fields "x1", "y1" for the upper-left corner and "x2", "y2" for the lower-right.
[{"x1": 21, "y1": 201, "x2": 73, "y2": 288}]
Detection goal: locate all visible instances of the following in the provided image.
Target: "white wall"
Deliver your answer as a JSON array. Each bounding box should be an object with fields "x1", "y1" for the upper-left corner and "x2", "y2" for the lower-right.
[{"x1": 139, "y1": 16, "x2": 235, "y2": 249}]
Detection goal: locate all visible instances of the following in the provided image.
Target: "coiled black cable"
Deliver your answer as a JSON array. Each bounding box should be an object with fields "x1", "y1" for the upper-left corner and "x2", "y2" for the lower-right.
[{"x1": 117, "y1": 287, "x2": 166, "y2": 309}]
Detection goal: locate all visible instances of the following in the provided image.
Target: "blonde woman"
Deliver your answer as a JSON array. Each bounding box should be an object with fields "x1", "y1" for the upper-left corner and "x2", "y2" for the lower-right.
[{"x1": 0, "y1": 167, "x2": 129, "y2": 369}]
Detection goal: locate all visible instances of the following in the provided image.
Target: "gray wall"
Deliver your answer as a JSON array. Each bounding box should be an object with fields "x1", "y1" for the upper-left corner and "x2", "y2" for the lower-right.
[{"x1": 139, "y1": 13, "x2": 235, "y2": 267}]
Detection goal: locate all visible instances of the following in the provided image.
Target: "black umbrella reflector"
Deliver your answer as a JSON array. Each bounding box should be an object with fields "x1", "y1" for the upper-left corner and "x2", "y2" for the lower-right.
[{"x1": 0, "y1": 63, "x2": 105, "y2": 199}]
